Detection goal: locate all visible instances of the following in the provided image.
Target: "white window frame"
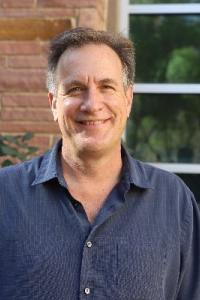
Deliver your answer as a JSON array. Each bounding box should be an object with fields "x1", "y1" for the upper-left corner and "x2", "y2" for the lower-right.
[{"x1": 120, "y1": 0, "x2": 200, "y2": 174}]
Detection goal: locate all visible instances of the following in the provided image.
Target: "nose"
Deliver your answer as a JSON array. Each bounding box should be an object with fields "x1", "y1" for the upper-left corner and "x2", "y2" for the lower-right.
[{"x1": 80, "y1": 87, "x2": 103, "y2": 113}]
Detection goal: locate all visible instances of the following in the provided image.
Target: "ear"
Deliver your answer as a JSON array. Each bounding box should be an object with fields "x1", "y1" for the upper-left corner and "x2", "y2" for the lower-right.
[
  {"x1": 48, "y1": 92, "x2": 58, "y2": 122},
  {"x1": 125, "y1": 85, "x2": 134, "y2": 118}
]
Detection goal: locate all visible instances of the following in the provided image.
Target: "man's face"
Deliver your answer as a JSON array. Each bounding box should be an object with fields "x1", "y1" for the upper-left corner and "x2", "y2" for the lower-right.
[{"x1": 49, "y1": 44, "x2": 133, "y2": 156}]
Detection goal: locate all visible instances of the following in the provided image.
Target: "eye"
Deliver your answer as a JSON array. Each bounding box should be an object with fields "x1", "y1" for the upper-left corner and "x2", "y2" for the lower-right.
[
  {"x1": 102, "y1": 85, "x2": 115, "y2": 91},
  {"x1": 67, "y1": 86, "x2": 85, "y2": 95}
]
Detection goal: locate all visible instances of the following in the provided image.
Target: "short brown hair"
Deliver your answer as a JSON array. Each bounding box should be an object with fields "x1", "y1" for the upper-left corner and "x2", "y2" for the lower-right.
[{"x1": 47, "y1": 27, "x2": 135, "y2": 94}]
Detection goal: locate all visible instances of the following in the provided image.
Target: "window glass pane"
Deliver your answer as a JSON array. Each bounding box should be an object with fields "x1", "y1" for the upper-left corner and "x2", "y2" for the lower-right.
[
  {"x1": 126, "y1": 94, "x2": 200, "y2": 163},
  {"x1": 129, "y1": 15, "x2": 200, "y2": 83},
  {"x1": 130, "y1": 0, "x2": 200, "y2": 3},
  {"x1": 177, "y1": 174, "x2": 200, "y2": 203}
]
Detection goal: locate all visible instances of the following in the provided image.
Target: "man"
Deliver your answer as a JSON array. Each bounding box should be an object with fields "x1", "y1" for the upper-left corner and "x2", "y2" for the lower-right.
[{"x1": 0, "y1": 27, "x2": 199, "y2": 299}]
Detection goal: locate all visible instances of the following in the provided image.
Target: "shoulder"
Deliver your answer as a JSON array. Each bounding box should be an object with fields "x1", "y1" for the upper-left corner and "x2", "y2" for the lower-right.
[
  {"x1": 139, "y1": 159, "x2": 183, "y2": 186},
  {"x1": 129, "y1": 156, "x2": 195, "y2": 211},
  {"x1": 129, "y1": 154, "x2": 190, "y2": 193},
  {"x1": 0, "y1": 154, "x2": 44, "y2": 185},
  {"x1": 0, "y1": 140, "x2": 61, "y2": 186},
  {"x1": 133, "y1": 158, "x2": 200, "y2": 237}
]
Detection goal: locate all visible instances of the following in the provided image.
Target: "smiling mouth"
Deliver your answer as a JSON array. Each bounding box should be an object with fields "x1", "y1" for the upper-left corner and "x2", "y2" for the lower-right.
[{"x1": 77, "y1": 119, "x2": 110, "y2": 126}]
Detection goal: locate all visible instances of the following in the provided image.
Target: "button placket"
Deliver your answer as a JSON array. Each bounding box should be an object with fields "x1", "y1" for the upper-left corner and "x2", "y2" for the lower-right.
[{"x1": 80, "y1": 235, "x2": 95, "y2": 298}]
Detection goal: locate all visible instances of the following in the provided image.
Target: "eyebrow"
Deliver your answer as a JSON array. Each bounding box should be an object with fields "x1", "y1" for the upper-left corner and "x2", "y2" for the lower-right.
[
  {"x1": 63, "y1": 78, "x2": 118, "y2": 88},
  {"x1": 98, "y1": 78, "x2": 118, "y2": 86},
  {"x1": 63, "y1": 80, "x2": 86, "y2": 88}
]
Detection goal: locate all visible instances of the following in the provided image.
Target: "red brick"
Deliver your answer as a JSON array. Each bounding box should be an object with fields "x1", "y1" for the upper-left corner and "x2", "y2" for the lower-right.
[
  {"x1": 29, "y1": 134, "x2": 50, "y2": 147},
  {"x1": 0, "y1": 41, "x2": 41, "y2": 54},
  {"x1": 78, "y1": 8, "x2": 100, "y2": 29},
  {"x1": 0, "y1": 56, "x2": 6, "y2": 68},
  {"x1": 0, "y1": 8, "x2": 36, "y2": 18},
  {"x1": 0, "y1": 18, "x2": 72, "y2": 41},
  {"x1": 0, "y1": 69, "x2": 46, "y2": 92},
  {"x1": 96, "y1": 0, "x2": 107, "y2": 20},
  {"x1": 0, "y1": 99, "x2": 2, "y2": 115},
  {"x1": 2, "y1": 94, "x2": 49, "y2": 108},
  {"x1": 37, "y1": 0, "x2": 96, "y2": 8},
  {"x1": 7, "y1": 55, "x2": 47, "y2": 68},
  {"x1": 40, "y1": 42, "x2": 50, "y2": 56},
  {"x1": 0, "y1": 8, "x2": 75, "y2": 18},
  {"x1": 1, "y1": 108, "x2": 53, "y2": 121},
  {"x1": 39, "y1": 8, "x2": 76, "y2": 18},
  {"x1": 28, "y1": 134, "x2": 51, "y2": 153},
  {"x1": 0, "y1": 121, "x2": 59, "y2": 133},
  {"x1": 1, "y1": 0, "x2": 34, "y2": 8}
]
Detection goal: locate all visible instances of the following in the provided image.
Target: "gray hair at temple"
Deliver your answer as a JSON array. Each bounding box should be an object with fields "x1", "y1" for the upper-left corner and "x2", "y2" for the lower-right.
[{"x1": 46, "y1": 27, "x2": 135, "y2": 95}]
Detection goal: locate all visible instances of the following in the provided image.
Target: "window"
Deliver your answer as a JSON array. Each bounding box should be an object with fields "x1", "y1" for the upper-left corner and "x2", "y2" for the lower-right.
[{"x1": 120, "y1": 0, "x2": 200, "y2": 201}]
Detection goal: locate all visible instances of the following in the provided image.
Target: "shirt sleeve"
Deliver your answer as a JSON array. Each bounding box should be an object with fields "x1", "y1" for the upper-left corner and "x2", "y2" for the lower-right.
[{"x1": 176, "y1": 192, "x2": 200, "y2": 300}]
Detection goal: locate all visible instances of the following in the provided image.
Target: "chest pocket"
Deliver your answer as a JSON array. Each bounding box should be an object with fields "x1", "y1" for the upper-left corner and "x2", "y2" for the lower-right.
[{"x1": 116, "y1": 238, "x2": 167, "y2": 300}]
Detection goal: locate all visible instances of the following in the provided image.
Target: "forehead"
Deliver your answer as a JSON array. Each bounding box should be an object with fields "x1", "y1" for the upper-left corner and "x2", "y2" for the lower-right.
[{"x1": 56, "y1": 44, "x2": 124, "y2": 82}]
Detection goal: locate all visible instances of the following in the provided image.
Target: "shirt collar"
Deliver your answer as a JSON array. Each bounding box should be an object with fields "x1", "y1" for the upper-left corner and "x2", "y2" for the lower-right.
[
  {"x1": 122, "y1": 146, "x2": 153, "y2": 190},
  {"x1": 32, "y1": 140, "x2": 62, "y2": 186},
  {"x1": 32, "y1": 140, "x2": 153, "y2": 190}
]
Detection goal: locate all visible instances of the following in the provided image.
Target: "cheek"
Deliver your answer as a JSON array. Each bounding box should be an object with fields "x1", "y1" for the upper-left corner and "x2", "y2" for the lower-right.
[
  {"x1": 56, "y1": 105, "x2": 69, "y2": 128},
  {"x1": 117, "y1": 99, "x2": 131, "y2": 119},
  {"x1": 63, "y1": 98, "x2": 81, "y2": 115},
  {"x1": 57, "y1": 102, "x2": 75, "y2": 119},
  {"x1": 124, "y1": 98, "x2": 132, "y2": 118}
]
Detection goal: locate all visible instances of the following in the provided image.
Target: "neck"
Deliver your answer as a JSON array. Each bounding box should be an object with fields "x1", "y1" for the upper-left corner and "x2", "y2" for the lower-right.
[
  {"x1": 61, "y1": 144, "x2": 123, "y2": 184},
  {"x1": 60, "y1": 143, "x2": 123, "y2": 224}
]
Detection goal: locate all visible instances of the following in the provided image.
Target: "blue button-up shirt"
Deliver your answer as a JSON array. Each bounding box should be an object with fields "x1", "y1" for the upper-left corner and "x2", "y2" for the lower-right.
[{"x1": 0, "y1": 140, "x2": 200, "y2": 299}]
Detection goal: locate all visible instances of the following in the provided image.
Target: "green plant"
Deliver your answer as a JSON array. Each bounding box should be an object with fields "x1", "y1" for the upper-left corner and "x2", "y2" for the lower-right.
[{"x1": 0, "y1": 133, "x2": 38, "y2": 167}]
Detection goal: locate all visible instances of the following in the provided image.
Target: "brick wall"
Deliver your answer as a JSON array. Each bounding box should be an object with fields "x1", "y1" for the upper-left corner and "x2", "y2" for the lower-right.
[{"x1": 0, "y1": 0, "x2": 108, "y2": 155}]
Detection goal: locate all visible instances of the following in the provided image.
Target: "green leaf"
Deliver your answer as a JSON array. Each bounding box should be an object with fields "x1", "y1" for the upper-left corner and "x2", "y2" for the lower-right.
[
  {"x1": 1, "y1": 145, "x2": 18, "y2": 156},
  {"x1": 3, "y1": 135, "x2": 18, "y2": 143},
  {"x1": 22, "y1": 132, "x2": 34, "y2": 141},
  {"x1": 0, "y1": 133, "x2": 38, "y2": 167},
  {"x1": 27, "y1": 146, "x2": 38, "y2": 153},
  {"x1": 2, "y1": 159, "x2": 13, "y2": 167}
]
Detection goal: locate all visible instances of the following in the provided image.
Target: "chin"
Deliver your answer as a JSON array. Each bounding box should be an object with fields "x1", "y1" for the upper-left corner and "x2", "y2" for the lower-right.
[
  {"x1": 76, "y1": 137, "x2": 119, "y2": 156},
  {"x1": 78, "y1": 142, "x2": 105, "y2": 153}
]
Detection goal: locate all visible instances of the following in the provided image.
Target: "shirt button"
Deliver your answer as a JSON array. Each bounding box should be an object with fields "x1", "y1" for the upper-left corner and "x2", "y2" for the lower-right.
[
  {"x1": 86, "y1": 241, "x2": 92, "y2": 248},
  {"x1": 84, "y1": 287, "x2": 91, "y2": 295}
]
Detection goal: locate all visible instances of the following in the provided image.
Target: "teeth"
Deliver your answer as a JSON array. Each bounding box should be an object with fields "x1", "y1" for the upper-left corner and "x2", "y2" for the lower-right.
[{"x1": 81, "y1": 120, "x2": 105, "y2": 125}]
